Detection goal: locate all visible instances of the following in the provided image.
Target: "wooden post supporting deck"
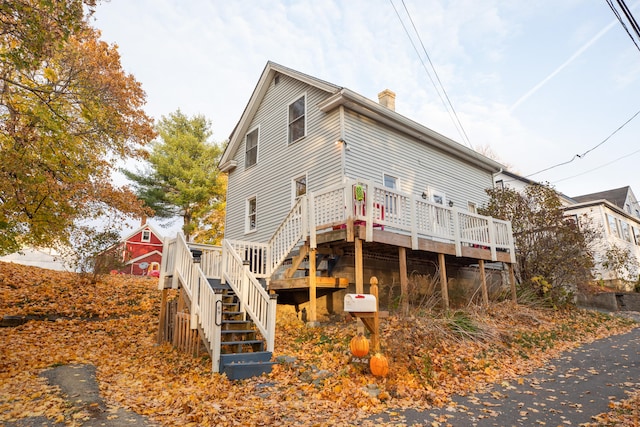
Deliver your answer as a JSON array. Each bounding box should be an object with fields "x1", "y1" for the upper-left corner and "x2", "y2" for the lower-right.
[
  {"x1": 370, "y1": 277, "x2": 381, "y2": 352},
  {"x1": 309, "y1": 247, "x2": 317, "y2": 325},
  {"x1": 479, "y1": 259, "x2": 489, "y2": 306},
  {"x1": 509, "y1": 263, "x2": 517, "y2": 303},
  {"x1": 399, "y1": 247, "x2": 409, "y2": 316},
  {"x1": 438, "y1": 253, "x2": 449, "y2": 310}
]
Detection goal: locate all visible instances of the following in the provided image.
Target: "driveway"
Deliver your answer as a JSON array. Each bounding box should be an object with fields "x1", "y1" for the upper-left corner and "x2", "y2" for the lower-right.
[{"x1": 373, "y1": 323, "x2": 640, "y2": 426}]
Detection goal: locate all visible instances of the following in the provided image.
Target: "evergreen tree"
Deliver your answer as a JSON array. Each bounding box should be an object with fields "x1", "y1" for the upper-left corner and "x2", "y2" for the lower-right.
[{"x1": 123, "y1": 110, "x2": 226, "y2": 242}]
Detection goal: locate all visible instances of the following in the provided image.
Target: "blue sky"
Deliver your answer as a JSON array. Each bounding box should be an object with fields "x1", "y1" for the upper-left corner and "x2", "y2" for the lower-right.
[{"x1": 93, "y1": 0, "x2": 640, "y2": 231}]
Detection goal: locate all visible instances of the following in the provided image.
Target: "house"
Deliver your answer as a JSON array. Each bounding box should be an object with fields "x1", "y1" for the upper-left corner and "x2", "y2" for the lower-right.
[
  {"x1": 565, "y1": 186, "x2": 640, "y2": 289},
  {"x1": 494, "y1": 170, "x2": 640, "y2": 290},
  {"x1": 112, "y1": 221, "x2": 164, "y2": 276},
  {"x1": 158, "y1": 61, "x2": 516, "y2": 378},
  {"x1": 0, "y1": 247, "x2": 67, "y2": 271}
]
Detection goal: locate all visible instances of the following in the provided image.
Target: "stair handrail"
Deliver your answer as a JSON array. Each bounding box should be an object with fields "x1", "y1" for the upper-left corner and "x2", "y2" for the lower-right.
[
  {"x1": 266, "y1": 195, "x2": 307, "y2": 275},
  {"x1": 222, "y1": 239, "x2": 277, "y2": 352}
]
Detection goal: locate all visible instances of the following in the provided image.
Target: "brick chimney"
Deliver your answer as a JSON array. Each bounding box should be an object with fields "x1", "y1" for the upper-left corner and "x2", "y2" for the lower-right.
[{"x1": 377, "y1": 89, "x2": 396, "y2": 111}]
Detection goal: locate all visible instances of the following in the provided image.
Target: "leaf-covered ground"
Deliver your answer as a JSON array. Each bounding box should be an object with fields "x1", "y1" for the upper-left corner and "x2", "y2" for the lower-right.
[{"x1": 1, "y1": 262, "x2": 638, "y2": 426}]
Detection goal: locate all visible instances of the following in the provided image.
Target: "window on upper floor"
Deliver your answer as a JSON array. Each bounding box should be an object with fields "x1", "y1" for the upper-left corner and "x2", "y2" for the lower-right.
[
  {"x1": 607, "y1": 214, "x2": 620, "y2": 239},
  {"x1": 245, "y1": 196, "x2": 257, "y2": 233},
  {"x1": 620, "y1": 220, "x2": 632, "y2": 242},
  {"x1": 383, "y1": 174, "x2": 399, "y2": 215},
  {"x1": 288, "y1": 94, "x2": 306, "y2": 144},
  {"x1": 467, "y1": 201, "x2": 477, "y2": 214},
  {"x1": 141, "y1": 229, "x2": 151, "y2": 242},
  {"x1": 633, "y1": 226, "x2": 640, "y2": 246},
  {"x1": 245, "y1": 127, "x2": 259, "y2": 168}
]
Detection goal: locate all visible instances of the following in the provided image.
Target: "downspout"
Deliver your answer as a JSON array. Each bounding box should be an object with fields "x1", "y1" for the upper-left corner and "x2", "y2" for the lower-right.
[
  {"x1": 339, "y1": 105, "x2": 346, "y2": 182},
  {"x1": 491, "y1": 168, "x2": 503, "y2": 188}
]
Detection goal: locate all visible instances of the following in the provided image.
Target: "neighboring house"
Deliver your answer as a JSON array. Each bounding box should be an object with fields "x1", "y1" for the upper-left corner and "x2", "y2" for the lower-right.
[
  {"x1": 0, "y1": 247, "x2": 68, "y2": 271},
  {"x1": 494, "y1": 170, "x2": 640, "y2": 290},
  {"x1": 110, "y1": 222, "x2": 164, "y2": 276},
  {"x1": 565, "y1": 186, "x2": 640, "y2": 289}
]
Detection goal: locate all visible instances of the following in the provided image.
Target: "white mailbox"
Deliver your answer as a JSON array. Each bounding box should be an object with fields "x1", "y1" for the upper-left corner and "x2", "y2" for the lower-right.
[{"x1": 344, "y1": 294, "x2": 377, "y2": 312}]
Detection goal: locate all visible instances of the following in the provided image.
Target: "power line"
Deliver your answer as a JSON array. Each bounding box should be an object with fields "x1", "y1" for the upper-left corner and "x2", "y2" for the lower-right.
[
  {"x1": 525, "y1": 107, "x2": 640, "y2": 178},
  {"x1": 552, "y1": 147, "x2": 640, "y2": 184},
  {"x1": 606, "y1": 0, "x2": 640, "y2": 52},
  {"x1": 389, "y1": 0, "x2": 474, "y2": 150}
]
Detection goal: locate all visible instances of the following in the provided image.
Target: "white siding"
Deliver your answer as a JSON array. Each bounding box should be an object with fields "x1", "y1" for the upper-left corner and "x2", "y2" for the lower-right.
[
  {"x1": 567, "y1": 204, "x2": 640, "y2": 282},
  {"x1": 343, "y1": 110, "x2": 494, "y2": 209},
  {"x1": 225, "y1": 74, "x2": 343, "y2": 242}
]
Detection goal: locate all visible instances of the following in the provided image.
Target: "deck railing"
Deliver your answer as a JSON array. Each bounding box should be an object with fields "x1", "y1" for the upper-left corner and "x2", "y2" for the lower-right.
[
  {"x1": 266, "y1": 195, "x2": 307, "y2": 275},
  {"x1": 159, "y1": 233, "x2": 223, "y2": 371},
  {"x1": 310, "y1": 178, "x2": 515, "y2": 263},
  {"x1": 221, "y1": 239, "x2": 277, "y2": 352}
]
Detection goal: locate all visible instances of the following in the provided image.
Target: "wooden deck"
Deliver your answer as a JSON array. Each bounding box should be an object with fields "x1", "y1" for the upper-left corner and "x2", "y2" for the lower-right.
[{"x1": 316, "y1": 224, "x2": 513, "y2": 264}]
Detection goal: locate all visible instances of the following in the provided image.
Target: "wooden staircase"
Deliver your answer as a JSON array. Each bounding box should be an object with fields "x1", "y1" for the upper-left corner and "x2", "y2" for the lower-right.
[{"x1": 206, "y1": 279, "x2": 275, "y2": 380}]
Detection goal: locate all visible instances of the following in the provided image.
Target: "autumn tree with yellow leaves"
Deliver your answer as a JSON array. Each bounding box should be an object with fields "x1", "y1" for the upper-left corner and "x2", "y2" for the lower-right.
[{"x1": 0, "y1": 0, "x2": 155, "y2": 255}]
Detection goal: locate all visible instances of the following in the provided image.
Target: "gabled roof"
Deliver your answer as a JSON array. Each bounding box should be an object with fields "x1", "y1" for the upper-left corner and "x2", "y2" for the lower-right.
[
  {"x1": 219, "y1": 62, "x2": 340, "y2": 171},
  {"x1": 571, "y1": 186, "x2": 631, "y2": 209},
  {"x1": 121, "y1": 222, "x2": 164, "y2": 244},
  {"x1": 219, "y1": 61, "x2": 503, "y2": 173}
]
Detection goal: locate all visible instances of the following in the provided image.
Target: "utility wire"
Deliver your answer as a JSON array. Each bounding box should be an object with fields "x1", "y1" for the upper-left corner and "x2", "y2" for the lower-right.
[
  {"x1": 552, "y1": 146, "x2": 640, "y2": 184},
  {"x1": 389, "y1": 0, "x2": 474, "y2": 150},
  {"x1": 399, "y1": 0, "x2": 473, "y2": 150},
  {"x1": 606, "y1": 0, "x2": 640, "y2": 52},
  {"x1": 525, "y1": 107, "x2": 640, "y2": 178}
]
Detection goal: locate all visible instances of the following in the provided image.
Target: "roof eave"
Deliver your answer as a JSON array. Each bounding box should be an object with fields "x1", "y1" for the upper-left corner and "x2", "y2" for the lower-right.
[{"x1": 318, "y1": 89, "x2": 503, "y2": 173}]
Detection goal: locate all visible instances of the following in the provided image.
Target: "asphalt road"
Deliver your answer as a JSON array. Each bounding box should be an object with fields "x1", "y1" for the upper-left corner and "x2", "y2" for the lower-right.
[{"x1": 374, "y1": 324, "x2": 640, "y2": 426}]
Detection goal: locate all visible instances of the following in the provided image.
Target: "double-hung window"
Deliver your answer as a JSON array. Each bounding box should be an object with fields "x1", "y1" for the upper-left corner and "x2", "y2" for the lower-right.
[
  {"x1": 245, "y1": 127, "x2": 259, "y2": 168},
  {"x1": 607, "y1": 214, "x2": 620, "y2": 239},
  {"x1": 288, "y1": 95, "x2": 306, "y2": 144},
  {"x1": 246, "y1": 196, "x2": 257, "y2": 233},
  {"x1": 141, "y1": 229, "x2": 151, "y2": 242}
]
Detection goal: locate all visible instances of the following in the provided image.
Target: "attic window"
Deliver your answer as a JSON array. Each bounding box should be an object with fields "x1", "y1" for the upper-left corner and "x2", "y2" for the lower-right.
[
  {"x1": 288, "y1": 94, "x2": 306, "y2": 144},
  {"x1": 142, "y1": 229, "x2": 151, "y2": 242}
]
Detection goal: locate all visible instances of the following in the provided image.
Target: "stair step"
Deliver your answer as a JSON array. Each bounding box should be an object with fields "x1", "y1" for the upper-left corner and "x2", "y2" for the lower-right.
[
  {"x1": 221, "y1": 330, "x2": 257, "y2": 340},
  {"x1": 222, "y1": 320, "x2": 254, "y2": 330},
  {"x1": 220, "y1": 339, "x2": 265, "y2": 353},
  {"x1": 207, "y1": 278, "x2": 230, "y2": 291},
  {"x1": 220, "y1": 351, "x2": 275, "y2": 380}
]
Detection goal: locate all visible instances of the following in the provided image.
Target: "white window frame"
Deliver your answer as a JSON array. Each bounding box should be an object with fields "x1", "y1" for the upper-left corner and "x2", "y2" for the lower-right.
[
  {"x1": 429, "y1": 188, "x2": 446, "y2": 205},
  {"x1": 287, "y1": 93, "x2": 307, "y2": 144},
  {"x1": 620, "y1": 220, "x2": 632, "y2": 242},
  {"x1": 291, "y1": 174, "x2": 308, "y2": 205},
  {"x1": 245, "y1": 196, "x2": 257, "y2": 234},
  {"x1": 141, "y1": 229, "x2": 151, "y2": 242},
  {"x1": 245, "y1": 126, "x2": 259, "y2": 168},
  {"x1": 607, "y1": 214, "x2": 620, "y2": 239},
  {"x1": 467, "y1": 201, "x2": 477, "y2": 214},
  {"x1": 382, "y1": 173, "x2": 399, "y2": 190}
]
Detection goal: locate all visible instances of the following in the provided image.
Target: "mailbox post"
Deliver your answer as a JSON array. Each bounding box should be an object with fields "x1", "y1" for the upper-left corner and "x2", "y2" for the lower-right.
[{"x1": 344, "y1": 276, "x2": 386, "y2": 352}]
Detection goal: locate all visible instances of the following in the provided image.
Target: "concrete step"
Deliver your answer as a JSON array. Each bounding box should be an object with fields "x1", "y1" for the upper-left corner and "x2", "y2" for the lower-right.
[{"x1": 220, "y1": 351, "x2": 275, "y2": 380}]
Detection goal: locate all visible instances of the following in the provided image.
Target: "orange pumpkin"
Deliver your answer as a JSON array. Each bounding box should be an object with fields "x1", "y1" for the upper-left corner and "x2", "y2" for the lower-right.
[
  {"x1": 369, "y1": 353, "x2": 389, "y2": 377},
  {"x1": 349, "y1": 334, "x2": 370, "y2": 357}
]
